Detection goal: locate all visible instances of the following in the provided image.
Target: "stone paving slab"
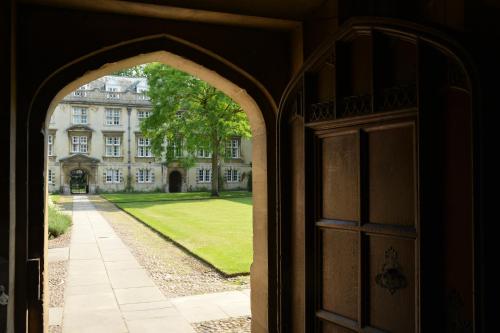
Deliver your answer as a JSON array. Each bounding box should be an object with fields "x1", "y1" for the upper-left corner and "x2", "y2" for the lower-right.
[
  {"x1": 49, "y1": 307, "x2": 63, "y2": 326},
  {"x1": 170, "y1": 290, "x2": 251, "y2": 323},
  {"x1": 114, "y1": 286, "x2": 166, "y2": 305},
  {"x1": 48, "y1": 247, "x2": 69, "y2": 262},
  {"x1": 63, "y1": 196, "x2": 195, "y2": 333}
]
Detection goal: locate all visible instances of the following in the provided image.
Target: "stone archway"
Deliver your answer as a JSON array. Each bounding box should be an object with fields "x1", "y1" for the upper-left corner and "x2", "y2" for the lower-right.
[
  {"x1": 28, "y1": 38, "x2": 276, "y2": 333},
  {"x1": 168, "y1": 171, "x2": 182, "y2": 193}
]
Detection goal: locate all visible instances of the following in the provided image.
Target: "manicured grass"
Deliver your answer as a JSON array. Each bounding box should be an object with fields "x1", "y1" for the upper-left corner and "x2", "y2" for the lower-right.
[
  {"x1": 106, "y1": 195, "x2": 253, "y2": 275},
  {"x1": 48, "y1": 202, "x2": 72, "y2": 238},
  {"x1": 50, "y1": 194, "x2": 62, "y2": 204},
  {"x1": 101, "y1": 191, "x2": 251, "y2": 203}
]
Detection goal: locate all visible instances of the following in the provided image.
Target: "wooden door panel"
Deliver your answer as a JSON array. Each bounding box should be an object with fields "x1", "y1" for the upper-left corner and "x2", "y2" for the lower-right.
[
  {"x1": 322, "y1": 133, "x2": 359, "y2": 222},
  {"x1": 367, "y1": 236, "x2": 415, "y2": 333},
  {"x1": 367, "y1": 124, "x2": 416, "y2": 227},
  {"x1": 315, "y1": 117, "x2": 417, "y2": 333},
  {"x1": 321, "y1": 229, "x2": 358, "y2": 320}
]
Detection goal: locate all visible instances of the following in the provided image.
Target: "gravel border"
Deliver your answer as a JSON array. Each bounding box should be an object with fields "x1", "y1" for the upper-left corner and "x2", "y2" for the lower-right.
[{"x1": 193, "y1": 316, "x2": 251, "y2": 333}]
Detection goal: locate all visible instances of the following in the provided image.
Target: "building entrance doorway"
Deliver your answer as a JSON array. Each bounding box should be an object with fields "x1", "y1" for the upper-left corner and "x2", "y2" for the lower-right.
[
  {"x1": 169, "y1": 171, "x2": 182, "y2": 193},
  {"x1": 70, "y1": 169, "x2": 88, "y2": 194}
]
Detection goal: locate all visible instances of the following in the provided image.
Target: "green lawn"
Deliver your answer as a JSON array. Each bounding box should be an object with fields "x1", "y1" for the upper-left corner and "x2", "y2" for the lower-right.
[
  {"x1": 105, "y1": 194, "x2": 253, "y2": 276},
  {"x1": 101, "y1": 191, "x2": 251, "y2": 203}
]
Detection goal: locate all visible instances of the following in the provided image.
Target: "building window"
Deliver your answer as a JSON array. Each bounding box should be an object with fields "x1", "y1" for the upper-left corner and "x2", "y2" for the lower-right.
[
  {"x1": 226, "y1": 138, "x2": 240, "y2": 158},
  {"x1": 106, "y1": 86, "x2": 120, "y2": 99},
  {"x1": 196, "y1": 149, "x2": 211, "y2": 158},
  {"x1": 105, "y1": 137, "x2": 121, "y2": 157},
  {"x1": 168, "y1": 139, "x2": 182, "y2": 159},
  {"x1": 137, "y1": 110, "x2": 151, "y2": 122},
  {"x1": 196, "y1": 168, "x2": 212, "y2": 183},
  {"x1": 225, "y1": 168, "x2": 240, "y2": 183},
  {"x1": 71, "y1": 136, "x2": 88, "y2": 153},
  {"x1": 136, "y1": 169, "x2": 154, "y2": 183},
  {"x1": 48, "y1": 169, "x2": 55, "y2": 185},
  {"x1": 105, "y1": 108, "x2": 121, "y2": 125},
  {"x1": 105, "y1": 169, "x2": 122, "y2": 183},
  {"x1": 48, "y1": 135, "x2": 54, "y2": 156},
  {"x1": 72, "y1": 85, "x2": 88, "y2": 97},
  {"x1": 137, "y1": 137, "x2": 153, "y2": 157},
  {"x1": 73, "y1": 90, "x2": 87, "y2": 97},
  {"x1": 72, "y1": 107, "x2": 88, "y2": 124}
]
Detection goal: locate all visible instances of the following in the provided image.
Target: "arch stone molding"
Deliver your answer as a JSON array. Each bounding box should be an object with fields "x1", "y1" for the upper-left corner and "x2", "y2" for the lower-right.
[{"x1": 25, "y1": 34, "x2": 277, "y2": 333}]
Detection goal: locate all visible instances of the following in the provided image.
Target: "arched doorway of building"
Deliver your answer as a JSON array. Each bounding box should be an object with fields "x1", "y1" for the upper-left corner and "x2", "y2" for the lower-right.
[
  {"x1": 29, "y1": 41, "x2": 272, "y2": 333},
  {"x1": 69, "y1": 169, "x2": 88, "y2": 194},
  {"x1": 168, "y1": 171, "x2": 182, "y2": 193}
]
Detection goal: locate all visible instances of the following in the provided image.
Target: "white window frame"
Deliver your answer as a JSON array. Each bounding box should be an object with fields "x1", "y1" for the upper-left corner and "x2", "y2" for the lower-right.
[
  {"x1": 137, "y1": 137, "x2": 153, "y2": 157},
  {"x1": 48, "y1": 135, "x2": 54, "y2": 156},
  {"x1": 71, "y1": 136, "x2": 88, "y2": 153},
  {"x1": 72, "y1": 107, "x2": 88, "y2": 124},
  {"x1": 106, "y1": 86, "x2": 120, "y2": 99},
  {"x1": 170, "y1": 140, "x2": 182, "y2": 158},
  {"x1": 196, "y1": 149, "x2": 211, "y2": 158},
  {"x1": 105, "y1": 108, "x2": 121, "y2": 125},
  {"x1": 105, "y1": 169, "x2": 121, "y2": 184},
  {"x1": 137, "y1": 169, "x2": 153, "y2": 183},
  {"x1": 137, "y1": 110, "x2": 151, "y2": 122},
  {"x1": 226, "y1": 138, "x2": 240, "y2": 158},
  {"x1": 72, "y1": 85, "x2": 88, "y2": 97},
  {"x1": 105, "y1": 136, "x2": 121, "y2": 157},
  {"x1": 196, "y1": 168, "x2": 212, "y2": 183},
  {"x1": 225, "y1": 168, "x2": 240, "y2": 183}
]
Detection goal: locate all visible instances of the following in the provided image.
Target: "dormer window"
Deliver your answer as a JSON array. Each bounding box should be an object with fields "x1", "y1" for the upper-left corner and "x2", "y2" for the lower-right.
[
  {"x1": 72, "y1": 84, "x2": 89, "y2": 97},
  {"x1": 106, "y1": 85, "x2": 120, "y2": 99},
  {"x1": 73, "y1": 90, "x2": 87, "y2": 97}
]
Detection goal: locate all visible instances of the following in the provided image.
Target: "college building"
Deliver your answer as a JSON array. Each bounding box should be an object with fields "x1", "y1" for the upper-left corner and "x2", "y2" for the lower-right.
[{"x1": 46, "y1": 75, "x2": 252, "y2": 194}]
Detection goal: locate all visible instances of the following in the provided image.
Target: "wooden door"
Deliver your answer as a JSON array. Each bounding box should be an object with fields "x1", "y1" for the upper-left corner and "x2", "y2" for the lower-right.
[{"x1": 278, "y1": 20, "x2": 474, "y2": 333}]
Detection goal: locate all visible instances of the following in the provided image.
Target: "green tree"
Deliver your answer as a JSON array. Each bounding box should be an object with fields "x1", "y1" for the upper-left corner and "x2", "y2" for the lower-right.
[
  {"x1": 112, "y1": 65, "x2": 147, "y2": 77},
  {"x1": 141, "y1": 63, "x2": 251, "y2": 196}
]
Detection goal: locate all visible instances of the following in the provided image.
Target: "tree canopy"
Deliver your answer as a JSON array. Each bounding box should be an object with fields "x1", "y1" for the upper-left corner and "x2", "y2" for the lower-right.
[
  {"x1": 141, "y1": 63, "x2": 251, "y2": 196},
  {"x1": 112, "y1": 65, "x2": 147, "y2": 77}
]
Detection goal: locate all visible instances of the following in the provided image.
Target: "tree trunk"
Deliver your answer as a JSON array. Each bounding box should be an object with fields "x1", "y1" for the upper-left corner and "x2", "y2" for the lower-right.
[{"x1": 211, "y1": 141, "x2": 219, "y2": 197}]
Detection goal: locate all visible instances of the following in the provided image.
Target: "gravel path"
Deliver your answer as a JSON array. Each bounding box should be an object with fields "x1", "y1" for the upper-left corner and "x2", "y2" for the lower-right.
[
  {"x1": 193, "y1": 316, "x2": 251, "y2": 333},
  {"x1": 89, "y1": 196, "x2": 250, "y2": 298}
]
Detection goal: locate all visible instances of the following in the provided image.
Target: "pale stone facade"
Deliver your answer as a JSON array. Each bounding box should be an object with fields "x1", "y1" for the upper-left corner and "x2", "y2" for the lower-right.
[{"x1": 47, "y1": 75, "x2": 252, "y2": 194}]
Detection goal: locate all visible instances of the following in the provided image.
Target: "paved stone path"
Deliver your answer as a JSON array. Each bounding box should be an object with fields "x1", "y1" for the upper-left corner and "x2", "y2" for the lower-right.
[{"x1": 55, "y1": 196, "x2": 250, "y2": 333}]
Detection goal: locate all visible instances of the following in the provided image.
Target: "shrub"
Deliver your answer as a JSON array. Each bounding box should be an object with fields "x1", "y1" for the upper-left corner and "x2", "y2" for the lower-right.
[{"x1": 48, "y1": 204, "x2": 72, "y2": 238}]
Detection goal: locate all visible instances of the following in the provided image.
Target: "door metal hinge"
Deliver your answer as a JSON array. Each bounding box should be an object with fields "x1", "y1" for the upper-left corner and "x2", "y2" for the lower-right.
[{"x1": 27, "y1": 258, "x2": 41, "y2": 302}]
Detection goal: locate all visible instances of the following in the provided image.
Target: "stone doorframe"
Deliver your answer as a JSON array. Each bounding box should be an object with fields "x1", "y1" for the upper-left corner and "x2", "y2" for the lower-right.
[
  {"x1": 26, "y1": 40, "x2": 276, "y2": 333},
  {"x1": 59, "y1": 154, "x2": 100, "y2": 194}
]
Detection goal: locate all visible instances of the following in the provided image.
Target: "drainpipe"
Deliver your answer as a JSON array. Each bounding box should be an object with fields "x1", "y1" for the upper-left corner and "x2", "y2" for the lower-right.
[{"x1": 127, "y1": 107, "x2": 132, "y2": 191}]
